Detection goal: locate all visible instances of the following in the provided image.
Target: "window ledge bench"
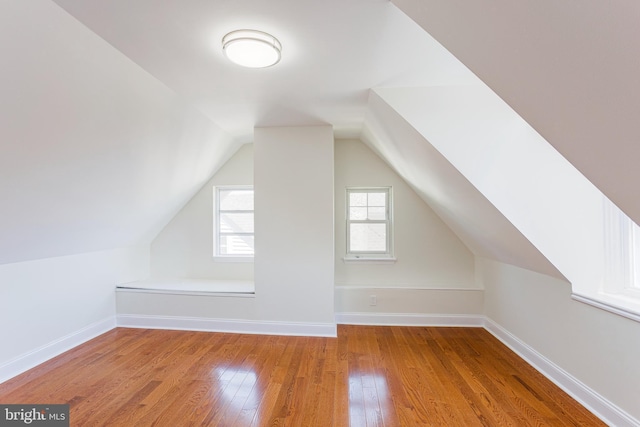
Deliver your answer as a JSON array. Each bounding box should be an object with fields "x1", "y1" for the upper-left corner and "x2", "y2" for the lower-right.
[{"x1": 116, "y1": 278, "x2": 255, "y2": 298}]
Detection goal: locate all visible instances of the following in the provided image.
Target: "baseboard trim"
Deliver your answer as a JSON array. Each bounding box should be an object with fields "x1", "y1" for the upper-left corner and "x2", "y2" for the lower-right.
[
  {"x1": 0, "y1": 316, "x2": 116, "y2": 384},
  {"x1": 335, "y1": 312, "x2": 485, "y2": 327},
  {"x1": 116, "y1": 314, "x2": 337, "y2": 337},
  {"x1": 484, "y1": 318, "x2": 639, "y2": 427}
]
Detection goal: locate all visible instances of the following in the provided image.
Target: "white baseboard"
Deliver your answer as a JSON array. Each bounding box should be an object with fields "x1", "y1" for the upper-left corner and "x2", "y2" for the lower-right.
[
  {"x1": 0, "y1": 316, "x2": 116, "y2": 384},
  {"x1": 117, "y1": 314, "x2": 337, "y2": 337},
  {"x1": 335, "y1": 312, "x2": 485, "y2": 327},
  {"x1": 484, "y1": 318, "x2": 639, "y2": 427}
]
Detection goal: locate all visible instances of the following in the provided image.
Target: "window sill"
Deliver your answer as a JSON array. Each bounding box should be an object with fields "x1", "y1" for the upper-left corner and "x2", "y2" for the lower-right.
[
  {"x1": 571, "y1": 292, "x2": 640, "y2": 323},
  {"x1": 343, "y1": 256, "x2": 397, "y2": 264},
  {"x1": 213, "y1": 256, "x2": 254, "y2": 263}
]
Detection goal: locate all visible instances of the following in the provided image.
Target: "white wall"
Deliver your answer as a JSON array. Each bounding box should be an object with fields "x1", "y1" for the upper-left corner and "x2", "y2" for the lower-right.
[
  {"x1": 254, "y1": 126, "x2": 335, "y2": 325},
  {"x1": 335, "y1": 139, "x2": 474, "y2": 288},
  {"x1": 336, "y1": 287, "x2": 483, "y2": 318},
  {"x1": 150, "y1": 144, "x2": 254, "y2": 281},
  {"x1": 0, "y1": 246, "x2": 148, "y2": 382},
  {"x1": 119, "y1": 127, "x2": 336, "y2": 334},
  {"x1": 151, "y1": 138, "x2": 475, "y2": 289},
  {"x1": 334, "y1": 139, "x2": 479, "y2": 317},
  {"x1": 137, "y1": 137, "x2": 480, "y2": 323},
  {"x1": 480, "y1": 258, "x2": 640, "y2": 424}
]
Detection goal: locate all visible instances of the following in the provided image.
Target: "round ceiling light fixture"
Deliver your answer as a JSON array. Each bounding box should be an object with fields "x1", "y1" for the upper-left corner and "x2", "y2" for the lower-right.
[{"x1": 222, "y1": 29, "x2": 282, "y2": 68}]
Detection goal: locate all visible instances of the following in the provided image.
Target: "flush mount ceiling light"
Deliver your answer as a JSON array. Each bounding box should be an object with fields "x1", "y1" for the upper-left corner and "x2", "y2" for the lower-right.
[{"x1": 222, "y1": 29, "x2": 282, "y2": 68}]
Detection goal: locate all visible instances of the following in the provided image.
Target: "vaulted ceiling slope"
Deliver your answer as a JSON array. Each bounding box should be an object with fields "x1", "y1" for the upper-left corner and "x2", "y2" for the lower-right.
[
  {"x1": 0, "y1": 1, "x2": 238, "y2": 264},
  {"x1": 393, "y1": 0, "x2": 640, "y2": 228},
  {"x1": 369, "y1": 85, "x2": 607, "y2": 291},
  {"x1": 1, "y1": 0, "x2": 612, "y2": 287},
  {"x1": 362, "y1": 92, "x2": 565, "y2": 280}
]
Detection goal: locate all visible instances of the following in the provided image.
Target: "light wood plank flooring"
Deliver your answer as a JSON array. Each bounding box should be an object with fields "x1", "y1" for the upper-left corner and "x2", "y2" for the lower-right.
[{"x1": 0, "y1": 326, "x2": 605, "y2": 426}]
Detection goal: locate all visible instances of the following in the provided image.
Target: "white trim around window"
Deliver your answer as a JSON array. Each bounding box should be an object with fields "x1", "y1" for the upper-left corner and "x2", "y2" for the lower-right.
[{"x1": 345, "y1": 187, "x2": 394, "y2": 261}]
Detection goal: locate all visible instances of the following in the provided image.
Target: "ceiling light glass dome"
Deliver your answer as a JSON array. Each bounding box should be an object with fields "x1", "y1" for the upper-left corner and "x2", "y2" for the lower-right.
[{"x1": 222, "y1": 29, "x2": 282, "y2": 68}]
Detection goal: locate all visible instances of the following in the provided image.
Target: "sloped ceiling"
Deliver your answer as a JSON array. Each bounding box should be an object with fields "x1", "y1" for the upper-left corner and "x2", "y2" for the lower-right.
[
  {"x1": 362, "y1": 91, "x2": 565, "y2": 280},
  {"x1": 0, "y1": 1, "x2": 238, "y2": 264},
  {"x1": 392, "y1": 0, "x2": 640, "y2": 228},
  {"x1": 369, "y1": 82, "x2": 614, "y2": 292},
  {"x1": 1, "y1": 0, "x2": 606, "y2": 283}
]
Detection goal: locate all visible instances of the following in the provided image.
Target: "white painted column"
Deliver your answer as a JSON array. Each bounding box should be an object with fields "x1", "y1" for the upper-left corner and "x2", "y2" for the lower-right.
[{"x1": 254, "y1": 126, "x2": 335, "y2": 331}]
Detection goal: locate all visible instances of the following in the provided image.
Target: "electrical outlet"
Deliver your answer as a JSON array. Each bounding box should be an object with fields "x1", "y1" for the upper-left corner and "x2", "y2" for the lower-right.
[{"x1": 369, "y1": 295, "x2": 377, "y2": 306}]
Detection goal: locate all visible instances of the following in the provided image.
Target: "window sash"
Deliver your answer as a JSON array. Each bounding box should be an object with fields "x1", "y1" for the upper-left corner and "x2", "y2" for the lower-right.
[
  {"x1": 346, "y1": 188, "x2": 391, "y2": 256},
  {"x1": 348, "y1": 222, "x2": 389, "y2": 254},
  {"x1": 215, "y1": 186, "x2": 254, "y2": 257}
]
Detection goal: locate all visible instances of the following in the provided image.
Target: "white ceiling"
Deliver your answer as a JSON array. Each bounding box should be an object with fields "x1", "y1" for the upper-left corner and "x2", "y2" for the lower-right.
[{"x1": 51, "y1": 0, "x2": 479, "y2": 142}]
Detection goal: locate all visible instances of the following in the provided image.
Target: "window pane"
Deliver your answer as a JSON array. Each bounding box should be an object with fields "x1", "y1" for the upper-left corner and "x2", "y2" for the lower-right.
[
  {"x1": 219, "y1": 190, "x2": 254, "y2": 211},
  {"x1": 349, "y1": 207, "x2": 367, "y2": 220},
  {"x1": 368, "y1": 206, "x2": 386, "y2": 220},
  {"x1": 367, "y1": 192, "x2": 386, "y2": 207},
  {"x1": 220, "y1": 235, "x2": 254, "y2": 255},
  {"x1": 349, "y1": 192, "x2": 367, "y2": 207},
  {"x1": 350, "y1": 223, "x2": 387, "y2": 252},
  {"x1": 220, "y1": 212, "x2": 254, "y2": 233}
]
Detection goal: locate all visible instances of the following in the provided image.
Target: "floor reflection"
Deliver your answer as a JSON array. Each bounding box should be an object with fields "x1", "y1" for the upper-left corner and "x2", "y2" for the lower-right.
[
  {"x1": 349, "y1": 371, "x2": 390, "y2": 426},
  {"x1": 212, "y1": 366, "x2": 260, "y2": 424}
]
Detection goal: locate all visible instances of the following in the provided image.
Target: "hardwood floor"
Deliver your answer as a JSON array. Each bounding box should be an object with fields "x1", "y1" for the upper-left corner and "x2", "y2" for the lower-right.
[{"x1": 0, "y1": 326, "x2": 604, "y2": 426}]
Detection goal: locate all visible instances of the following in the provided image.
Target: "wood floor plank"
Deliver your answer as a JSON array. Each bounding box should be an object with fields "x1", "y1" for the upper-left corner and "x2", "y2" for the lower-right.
[
  {"x1": 434, "y1": 330, "x2": 531, "y2": 426},
  {"x1": 372, "y1": 328, "x2": 419, "y2": 426},
  {"x1": 226, "y1": 334, "x2": 281, "y2": 427},
  {"x1": 469, "y1": 329, "x2": 594, "y2": 426},
  {"x1": 427, "y1": 328, "x2": 526, "y2": 426},
  {"x1": 0, "y1": 328, "x2": 144, "y2": 403},
  {"x1": 394, "y1": 327, "x2": 478, "y2": 425},
  {"x1": 248, "y1": 336, "x2": 295, "y2": 426},
  {"x1": 71, "y1": 331, "x2": 204, "y2": 425},
  {"x1": 333, "y1": 330, "x2": 351, "y2": 427},
  {"x1": 0, "y1": 326, "x2": 607, "y2": 426}
]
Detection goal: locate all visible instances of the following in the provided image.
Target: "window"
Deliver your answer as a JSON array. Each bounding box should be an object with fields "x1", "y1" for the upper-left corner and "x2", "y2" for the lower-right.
[
  {"x1": 571, "y1": 196, "x2": 640, "y2": 323},
  {"x1": 214, "y1": 186, "x2": 254, "y2": 258},
  {"x1": 604, "y1": 197, "x2": 640, "y2": 296},
  {"x1": 346, "y1": 187, "x2": 393, "y2": 259}
]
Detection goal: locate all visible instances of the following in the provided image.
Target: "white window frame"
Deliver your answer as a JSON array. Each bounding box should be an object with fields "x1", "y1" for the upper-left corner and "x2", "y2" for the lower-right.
[
  {"x1": 213, "y1": 185, "x2": 254, "y2": 262},
  {"x1": 344, "y1": 187, "x2": 395, "y2": 262}
]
